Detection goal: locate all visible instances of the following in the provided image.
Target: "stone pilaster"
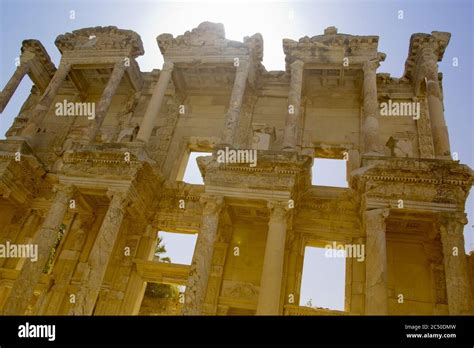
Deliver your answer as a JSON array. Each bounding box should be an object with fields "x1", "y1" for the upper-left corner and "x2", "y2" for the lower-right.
[
  {"x1": 1, "y1": 184, "x2": 75, "y2": 315},
  {"x1": 282, "y1": 60, "x2": 304, "y2": 151},
  {"x1": 182, "y1": 195, "x2": 224, "y2": 315},
  {"x1": 0, "y1": 51, "x2": 34, "y2": 113},
  {"x1": 21, "y1": 62, "x2": 71, "y2": 136},
  {"x1": 136, "y1": 61, "x2": 174, "y2": 143},
  {"x1": 439, "y1": 213, "x2": 473, "y2": 314},
  {"x1": 256, "y1": 200, "x2": 289, "y2": 315},
  {"x1": 86, "y1": 61, "x2": 127, "y2": 143},
  {"x1": 362, "y1": 58, "x2": 383, "y2": 155},
  {"x1": 284, "y1": 231, "x2": 301, "y2": 308},
  {"x1": 422, "y1": 59, "x2": 451, "y2": 157},
  {"x1": 221, "y1": 58, "x2": 250, "y2": 145},
  {"x1": 202, "y1": 224, "x2": 232, "y2": 315},
  {"x1": 69, "y1": 189, "x2": 130, "y2": 315},
  {"x1": 364, "y1": 208, "x2": 389, "y2": 315}
]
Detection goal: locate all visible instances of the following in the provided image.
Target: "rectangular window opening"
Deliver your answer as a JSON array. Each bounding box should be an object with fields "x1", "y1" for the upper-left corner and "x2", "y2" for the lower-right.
[
  {"x1": 311, "y1": 158, "x2": 348, "y2": 187},
  {"x1": 299, "y1": 245, "x2": 346, "y2": 311},
  {"x1": 155, "y1": 231, "x2": 198, "y2": 265},
  {"x1": 181, "y1": 151, "x2": 210, "y2": 185}
]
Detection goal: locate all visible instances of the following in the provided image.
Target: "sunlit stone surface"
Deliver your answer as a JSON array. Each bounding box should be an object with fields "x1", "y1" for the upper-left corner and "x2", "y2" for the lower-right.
[{"x1": 0, "y1": 23, "x2": 472, "y2": 316}]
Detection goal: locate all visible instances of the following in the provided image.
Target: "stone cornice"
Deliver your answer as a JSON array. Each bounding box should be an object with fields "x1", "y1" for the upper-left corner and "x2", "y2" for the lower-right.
[
  {"x1": 21, "y1": 39, "x2": 56, "y2": 77},
  {"x1": 352, "y1": 157, "x2": 473, "y2": 208},
  {"x1": 156, "y1": 22, "x2": 263, "y2": 64},
  {"x1": 283, "y1": 26, "x2": 381, "y2": 71},
  {"x1": 355, "y1": 157, "x2": 472, "y2": 187},
  {"x1": 55, "y1": 26, "x2": 144, "y2": 58},
  {"x1": 402, "y1": 31, "x2": 450, "y2": 82}
]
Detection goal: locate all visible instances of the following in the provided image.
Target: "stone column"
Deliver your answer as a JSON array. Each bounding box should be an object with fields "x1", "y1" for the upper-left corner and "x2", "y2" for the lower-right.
[
  {"x1": 423, "y1": 59, "x2": 451, "y2": 157},
  {"x1": 282, "y1": 60, "x2": 304, "y2": 151},
  {"x1": 182, "y1": 195, "x2": 224, "y2": 315},
  {"x1": 69, "y1": 190, "x2": 130, "y2": 315},
  {"x1": 1, "y1": 184, "x2": 75, "y2": 315},
  {"x1": 136, "y1": 61, "x2": 174, "y2": 143},
  {"x1": 0, "y1": 51, "x2": 35, "y2": 113},
  {"x1": 22, "y1": 62, "x2": 71, "y2": 136},
  {"x1": 86, "y1": 61, "x2": 127, "y2": 143},
  {"x1": 362, "y1": 58, "x2": 383, "y2": 155},
  {"x1": 439, "y1": 214, "x2": 473, "y2": 314},
  {"x1": 257, "y1": 201, "x2": 289, "y2": 315},
  {"x1": 221, "y1": 58, "x2": 250, "y2": 145},
  {"x1": 364, "y1": 208, "x2": 389, "y2": 315}
]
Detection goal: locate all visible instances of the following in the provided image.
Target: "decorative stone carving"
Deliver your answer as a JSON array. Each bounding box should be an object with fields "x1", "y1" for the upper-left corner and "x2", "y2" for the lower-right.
[
  {"x1": 69, "y1": 189, "x2": 131, "y2": 315},
  {"x1": 416, "y1": 97, "x2": 436, "y2": 159},
  {"x1": 221, "y1": 280, "x2": 259, "y2": 301}
]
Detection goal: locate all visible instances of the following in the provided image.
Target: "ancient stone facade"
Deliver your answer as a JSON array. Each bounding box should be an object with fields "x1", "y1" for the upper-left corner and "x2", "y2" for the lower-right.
[{"x1": 0, "y1": 23, "x2": 472, "y2": 315}]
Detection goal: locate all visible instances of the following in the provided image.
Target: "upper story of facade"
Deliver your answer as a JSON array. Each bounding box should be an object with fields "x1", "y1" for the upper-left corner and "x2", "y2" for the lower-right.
[{"x1": 0, "y1": 22, "x2": 456, "y2": 184}]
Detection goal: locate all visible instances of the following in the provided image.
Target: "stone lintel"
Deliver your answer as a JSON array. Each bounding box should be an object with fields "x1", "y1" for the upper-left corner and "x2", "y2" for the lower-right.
[{"x1": 205, "y1": 185, "x2": 291, "y2": 202}]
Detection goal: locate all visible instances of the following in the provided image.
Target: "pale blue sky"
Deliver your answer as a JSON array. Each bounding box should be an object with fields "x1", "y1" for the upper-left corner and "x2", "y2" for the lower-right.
[{"x1": 1, "y1": 0, "x2": 473, "y2": 310}]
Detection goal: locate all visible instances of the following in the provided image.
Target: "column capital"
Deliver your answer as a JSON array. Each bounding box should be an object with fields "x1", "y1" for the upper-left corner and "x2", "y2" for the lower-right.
[
  {"x1": 421, "y1": 60, "x2": 439, "y2": 80},
  {"x1": 162, "y1": 61, "x2": 174, "y2": 72},
  {"x1": 363, "y1": 53, "x2": 385, "y2": 73},
  {"x1": 106, "y1": 188, "x2": 132, "y2": 208},
  {"x1": 236, "y1": 57, "x2": 250, "y2": 67},
  {"x1": 438, "y1": 212, "x2": 467, "y2": 237},
  {"x1": 113, "y1": 59, "x2": 129, "y2": 71},
  {"x1": 267, "y1": 200, "x2": 290, "y2": 221},
  {"x1": 56, "y1": 60, "x2": 72, "y2": 72},
  {"x1": 52, "y1": 183, "x2": 76, "y2": 197},
  {"x1": 200, "y1": 194, "x2": 224, "y2": 215},
  {"x1": 290, "y1": 59, "x2": 305, "y2": 71},
  {"x1": 364, "y1": 208, "x2": 390, "y2": 227},
  {"x1": 18, "y1": 51, "x2": 36, "y2": 70}
]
